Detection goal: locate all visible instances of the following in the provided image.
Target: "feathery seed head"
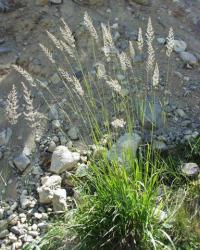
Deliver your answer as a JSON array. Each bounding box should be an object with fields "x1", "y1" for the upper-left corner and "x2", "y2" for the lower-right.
[
  {"x1": 58, "y1": 68, "x2": 73, "y2": 82},
  {"x1": 129, "y1": 41, "x2": 135, "y2": 58},
  {"x1": 40, "y1": 44, "x2": 55, "y2": 64},
  {"x1": 13, "y1": 65, "x2": 35, "y2": 86},
  {"x1": 146, "y1": 17, "x2": 154, "y2": 46},
  {"x1": 6, "y1": 85, "x2": 20, "y2": 125},
  {"x1": 72, "y1": 76, "x2": 84, "y2": 97},
  {"x1": 152, "y1": 62, "x2": 159, "y2": 88},
  {"x1": 106, "y1": 79, "x2": 122, "y2": 93},
  {"x1": 138, "y1": 27, "x2": 144, "y2": 52},
  {"x1": 146, "y1": 43, "x2": 155, "y2": 73},
  {"x1": 60, "y1": 18, "x2": 75, "y2": 48},
  {"x1": 96, "y1": 63, "x2": 106, "y2": 79},
  {"x1": 166, "y1": 27, "x2": 174, "y2": 57},
  {"x1": 111, "y1": 118, "x2": 126, "y2": 128},
  {"x1": 101, "y1": 23, "x2": 115, "y2": 58},
  {"x1": 118, "y1": 52, "x2": 132, "y2": 71},
  {"x1": 60, "y1": 41, "x2": 75, "y2": 58},
  {"x1": 46, "y1": 31, "x2": 63, "y2": 51},
  {"x1": 84, "y1": 12, "x2": 99, "y2": 42}
]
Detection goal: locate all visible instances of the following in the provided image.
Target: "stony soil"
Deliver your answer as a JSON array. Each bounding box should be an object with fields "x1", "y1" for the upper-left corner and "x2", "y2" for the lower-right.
[{"x1": 0, "y1": 0, "x2": 200, "y2": 248}]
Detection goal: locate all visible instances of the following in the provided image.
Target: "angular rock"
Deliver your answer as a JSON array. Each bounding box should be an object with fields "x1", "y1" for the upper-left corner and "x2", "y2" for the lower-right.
[
  {"x1": 181, "y1": 163, "x2": 200, "y2": 178},
  {"x1": 75, "y1": 164, "x2": 89, "y2": 177},
  {"x1": 152, "y1": 140, "x2": 168, "y2": 151},
  {"x1": 50, "y1": 146, "x2": 80, "y2": 174},
  {"x1": 0, "y1": 229, "x2": 9, "y2": 239},
  {"x1": 0, "y1": 128, "x2": 12, "y2": 145},
  {"x1": 20, "y1": 191, "x2": 37, "y2": 209},
  {"x1": 73, "y1": 0, "x2": 104, "y2": 5},
  {"x1": 13, "y1": 153, "x2": 30, "y2": 172},
  {"x1": 173, "y1": 40, "x2": 187, "y2": 52},
  {"x1": 50, "y1": 0, "x2": 62, "y2": 3},
  {"x1": 37, "y1": 175, "x2": 62, "y2": 204},
  {"x1": 129, "y1": 0, "x2": 149, "y2": 5},
  {"x1": 108, "y1": 133, "x2": 142, "y2": 163},
  {"x1": 179, "y1": 51, "x2": 198, "y2": 65},
  {"x1": 67, "y1": 127, "x2": 79, "y2": 140},
  {"x1": 52, "y1": 188, "x2": 67, "y2": 212}
]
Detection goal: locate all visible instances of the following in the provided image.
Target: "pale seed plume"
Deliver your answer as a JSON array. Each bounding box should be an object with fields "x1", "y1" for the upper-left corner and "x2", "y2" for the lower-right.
[
  {"x1": 6, "y1": 85, "x2": 20, "y2": 125},
  {"x1": 129, "y1": 41, "x2": 135, "y2": 58},
  {"x1": 46, "y1": 31, "x2": 63, "y2": 51},
  {"x1": 21, "y1": 82, "x2": 39, "y2": 129},
  {"x1": 72, "y1": 76, "x2": 84, "y2": 96},
  {"x1": 111, "y1": 118, "x2": 126, "y2": 128},
  {"x1": 118, "y1": 52, "x2": 132, "y2": 71},
  {"x1": 146, "y1": 43, "x2": 155, "y2": 73},
  {"x1": 106, "y1": 79, "x2": 121, "y2": 93},
  {"x1": 83, "y1": 12, "x2": 99, "y2": 42},
  {"x1": 39, "y1": 44, "x2": 55, "y2": 64},
  {"x1": 152, "y1": 62, "x2": 159, "y2": 88},
  {"x1": 96, "y1": 63, "x2": 106, "y2": 79},
  {"x1": 166, "y1": 27, "x2": 174, "y2": 57},
  {"x1": 101, "y1": 23, "x2": 115, "y2": 58},
  {"x1": 58, "y1": 67, "x2": 73, "y2": 82},
  {"x1": 146, "y1": 17, "x2": 154, "y2": 46},
  {"x1": 13, "y1": 65, "x2": 36, "y2": 87},
  {"x1": 60, "y1": 18, "x2": 75, "y2": 48},
  {"x1": 60, "y1": 41, "x2": 75, "y2": 58},
  {"x1": 138, "y1": 27, "x2": 144, "y2": 52}
]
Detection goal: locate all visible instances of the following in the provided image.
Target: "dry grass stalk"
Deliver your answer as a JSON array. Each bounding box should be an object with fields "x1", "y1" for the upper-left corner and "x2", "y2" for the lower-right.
[
  {"x1": 72, "y1": 76, "x2": 84, "y2": 96},
  {"x1": 118, "y1": 52, "x2": 132, "y2": 71},
  {"x1": 129, "y1": 41, "x2": 135, "y2": 59}
]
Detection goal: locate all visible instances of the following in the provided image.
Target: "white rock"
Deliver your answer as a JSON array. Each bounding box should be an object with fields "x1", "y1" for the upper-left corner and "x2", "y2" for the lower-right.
[
  {"x1": 67, "y1": 127, "x2": 79, "y2": 140},
  {"x1": 52, "y1": 119, "x2": 61, "y2": 129},
  {"x1": 50, "y1": 146, "x2": 80, "y2": 174},
  {"x1": 179, "y1": 51, "x2": 198, "y2": 65},
  {"x1": 48, "y1": 141, "x2": 56, "y2": 152},
  {"x1": 173, "y1": 40, "x2": 187, "y2": 52},
  {"x1": 13, "y1": 153, "x2": 30, "y2": 172},
  {"x1": 20, "y1": 191, "x2": 37, "y2": 209},
  {"x1": 108, "y1": 133, "x2": 142, "y2": 163},
  {"x1": 181, "y1": 163, "x2": 200, "y2": 178},
  {"x1": 157, "y1": 37, "x2": 165, "y2": 44},
  {"x1": 50, "y1": 0, "x2": 62, "y2": 3},
  {"x1": 37, "y1": 175, "x2": 62, "y2": 204},
  {"x1": 75, "y1": 164, "x2": 89, "y2": 177},
  {"x1": 0, "y1": 128, "x2": 12, "y2": 145},
  {"x1": 41, "y1": 175, "x2": 62, "y2": 187},
  {"x1": 52, "y1": 188, "x2": 67, "y2": 212}
]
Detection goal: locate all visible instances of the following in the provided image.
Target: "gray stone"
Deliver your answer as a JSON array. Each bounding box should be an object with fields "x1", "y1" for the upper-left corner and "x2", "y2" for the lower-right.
[
  {"x1": 37, "y1": 175, "x2": 62, "y2": 204},
  {"x1": 75, "y1": 164, "x2": 89, "y2": 177},
  {"x1": 135, "y1": 96, "x2": 164, "y2": 129},
  {"x1": 0, "y1": 220, "x2": 8, "y2": 231},
  {"x1": 52, "y1": 188, "x2": 67, "y2": 212},
  {"x1": 179, "y1": 51, "x2": 198, "y2": 65},
  {"x1": 52, "y1": 119, "x2": 61, "y2": 129},
  {"x1": 0, "y1": 208, "x2": 4, "y2": 219},
  {"x1": 129, "y1": 0, "x2": 149, "y2": 6},
  {"x1": 10, "y1": 226, "x2": 25, "y2": 236},
  {"x1": 20, "y1": 191, "x2": 37, "y2": 209},
  {"x1": 0, "y1": 128, "x2": 12, "y2": 145},
  {"x1": 49, "y1": 105, "x2": 59, "y2": 120},
  {"x1": 50, "y1": 146, "x2": 80, "y2": 174},
  {"x1": 13, "y1": 153, "x2": 30, "y2": 172},
  {"x1": 108, "y1": 133, "x2": 142, "y2": 163},
  {"x1": 50, "y1": 0, "x2": 62, "y2": 3},
  {"x1": 181, "y1": 163, "x2": 200, "y2": 178},
  {"x1": 173, "y1": 40, "x2": 187, "y2": 52},
  {"x1": 67, "y1": 127, "x2": 79, "y2": 140},
  {"x1": 152, "y1": 140, "x2": 168, "y2": 151},
  {"x1": 73, "y1": 0, "x2": 104, "y2": 5},
  {"x1": 48, "y1": 141, "x2": 56, "y2": 152},
  {"x1": 157, "y1": 37, "x2": 165, "y2": 44},
  {"x1": 0, "y1": 229, "x2": 9, "y2": 239}
]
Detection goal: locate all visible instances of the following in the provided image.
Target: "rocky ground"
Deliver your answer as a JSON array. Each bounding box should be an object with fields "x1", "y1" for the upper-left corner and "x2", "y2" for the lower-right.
[{"x1": 0, "y1": 0, "x2": 200, "y2": 249}]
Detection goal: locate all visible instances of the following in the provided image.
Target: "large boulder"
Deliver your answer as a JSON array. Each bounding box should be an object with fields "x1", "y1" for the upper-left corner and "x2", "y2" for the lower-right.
[
  {"x1": 108, "y1": 133, "x2": 142, "y2": 163},
  {"x1": 49, "y1": 146, "x2": 80, "y2": 174}
]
